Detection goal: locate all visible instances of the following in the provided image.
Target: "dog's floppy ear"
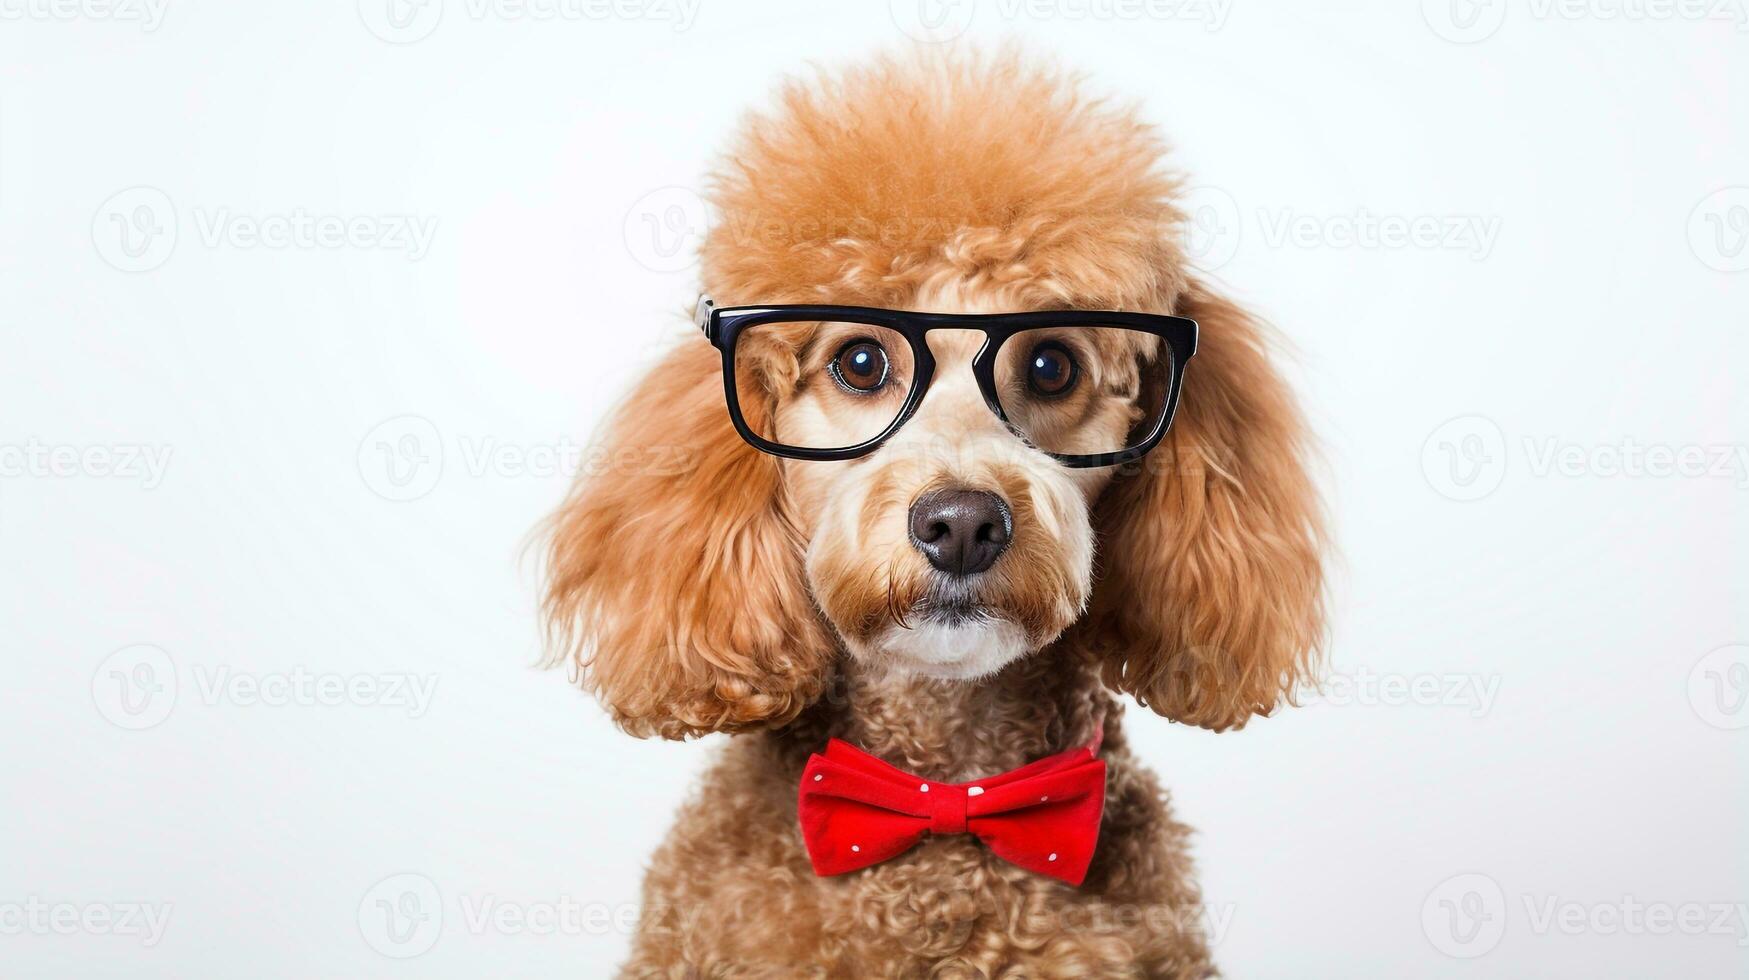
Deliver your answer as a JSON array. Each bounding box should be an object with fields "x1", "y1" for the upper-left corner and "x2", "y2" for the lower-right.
[
  {"x1": 1070, "y1": 280, "x2": 1326, "y2": 731},
  {"x1": 541, "y1": 337, "x2": 831, "y2": 739}
]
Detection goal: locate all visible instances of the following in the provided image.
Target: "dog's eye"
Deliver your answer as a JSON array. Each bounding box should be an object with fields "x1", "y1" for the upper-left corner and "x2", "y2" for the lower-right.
[
  {"x1": 829, "y1": 339, "x2": 890, "y2": 393},
  {"x1": 1025, "y1": 342, "x2": 1077, "y2": 398}
]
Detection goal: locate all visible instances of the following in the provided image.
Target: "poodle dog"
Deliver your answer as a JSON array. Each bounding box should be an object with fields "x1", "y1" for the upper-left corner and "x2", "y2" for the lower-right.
[{"x1": 542, "y1": 52, "x2": 1325, "y2": 978}]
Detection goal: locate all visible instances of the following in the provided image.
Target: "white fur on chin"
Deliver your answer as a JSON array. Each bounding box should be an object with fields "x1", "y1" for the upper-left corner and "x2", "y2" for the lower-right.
[{"x1": 873, "y1": 617, "x2": 1033, "y2": 680}]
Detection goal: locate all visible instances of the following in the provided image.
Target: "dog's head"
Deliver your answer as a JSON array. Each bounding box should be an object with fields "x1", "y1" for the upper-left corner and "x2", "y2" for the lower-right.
[{"x1": 543, "y1": 54, "x2": 1325, "y2": 737}]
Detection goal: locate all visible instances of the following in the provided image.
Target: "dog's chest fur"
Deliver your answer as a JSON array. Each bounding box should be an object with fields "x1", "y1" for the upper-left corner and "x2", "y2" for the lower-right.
[{"x1": 617, "y1": 653, "x2": 1217, "y2": 978}]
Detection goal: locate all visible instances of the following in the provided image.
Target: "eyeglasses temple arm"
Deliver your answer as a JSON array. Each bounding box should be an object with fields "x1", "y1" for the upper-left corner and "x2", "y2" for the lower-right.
[{"x1": 694, "y1": 296, "x2": 716, "y2": 342}]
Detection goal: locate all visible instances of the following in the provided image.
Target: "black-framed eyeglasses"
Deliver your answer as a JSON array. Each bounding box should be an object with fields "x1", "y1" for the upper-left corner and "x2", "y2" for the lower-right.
[{"x1": 697, "y1": 297, "x2": 1197, "y2": 468}]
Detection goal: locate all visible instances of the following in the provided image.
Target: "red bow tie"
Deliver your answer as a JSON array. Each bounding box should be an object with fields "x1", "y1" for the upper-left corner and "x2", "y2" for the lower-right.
[{"x1": 797, "y1": 736, "x2": 1107, "y2": 886}]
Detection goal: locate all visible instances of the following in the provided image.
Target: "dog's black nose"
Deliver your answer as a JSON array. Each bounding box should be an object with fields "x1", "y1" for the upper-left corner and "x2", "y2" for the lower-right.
[{"x1": 908, "y1": 489, "x2": 1012, "y2": 576}]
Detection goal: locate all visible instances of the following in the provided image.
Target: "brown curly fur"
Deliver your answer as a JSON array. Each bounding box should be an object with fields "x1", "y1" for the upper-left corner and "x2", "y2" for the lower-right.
[{"x1": 542, "y1": 51, "x2": 1326, "y2": 977}]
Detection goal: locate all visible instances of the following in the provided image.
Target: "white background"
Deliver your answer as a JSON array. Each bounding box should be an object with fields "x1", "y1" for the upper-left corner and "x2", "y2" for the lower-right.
[{"x1": 3, "y1": 0, "x2": 1746, "y2": 976}]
